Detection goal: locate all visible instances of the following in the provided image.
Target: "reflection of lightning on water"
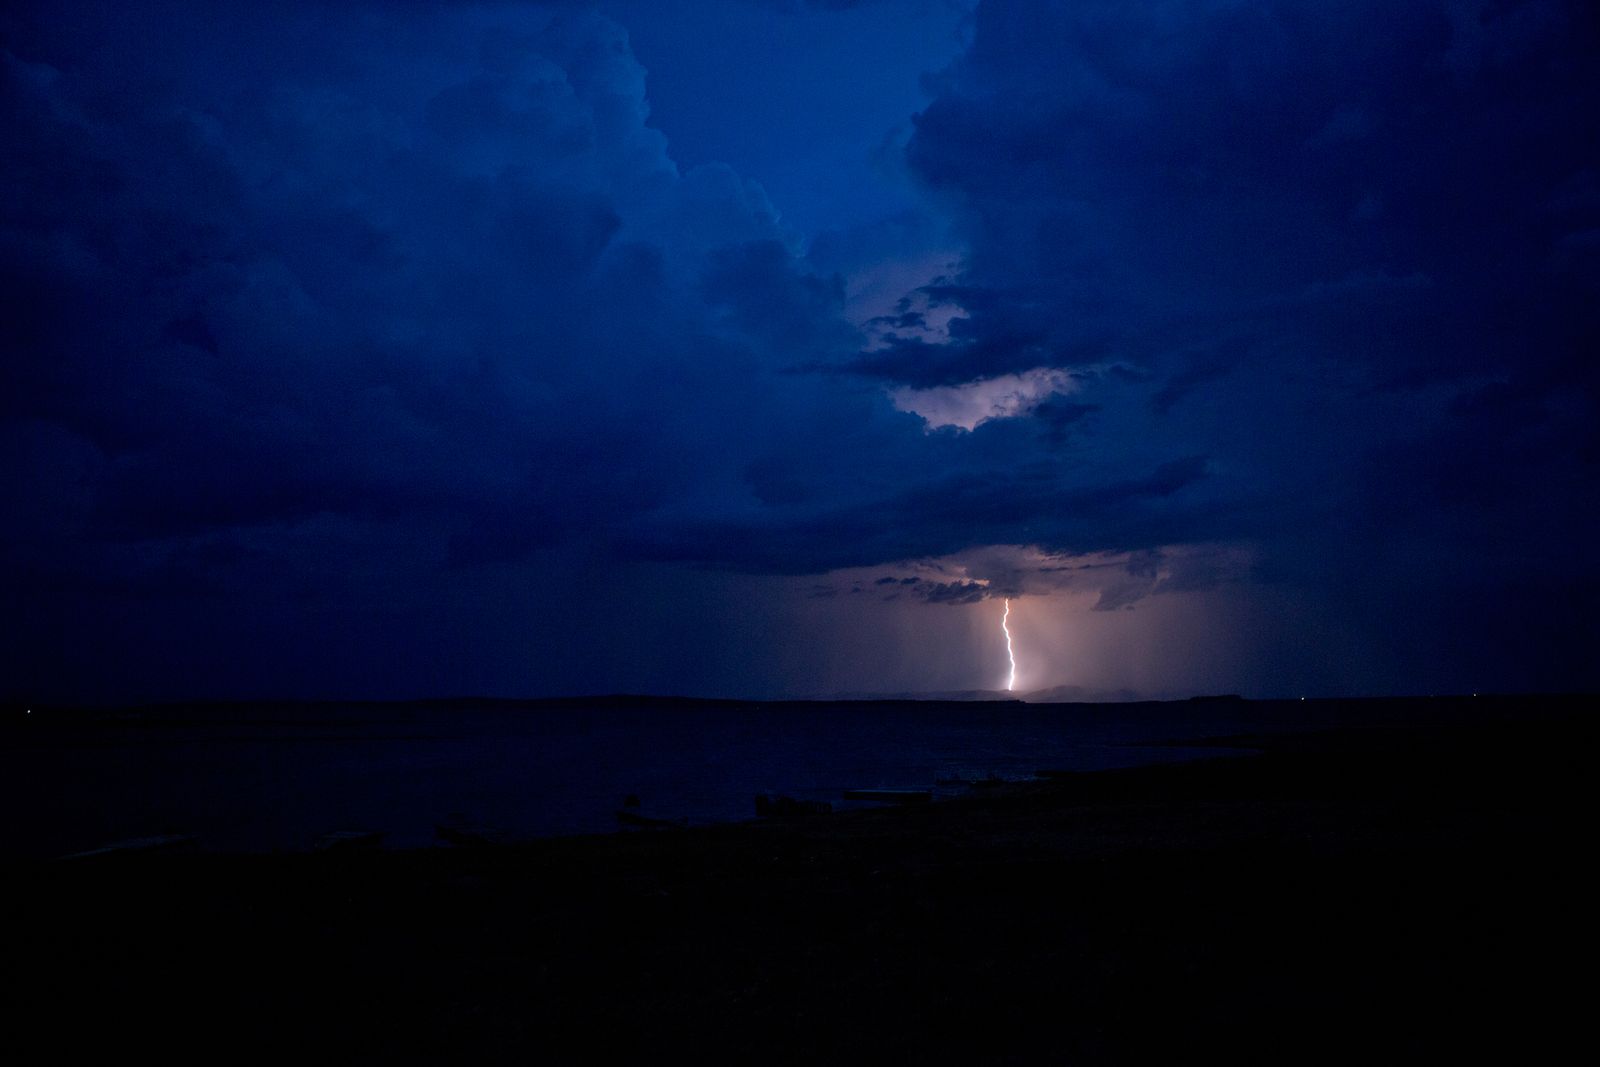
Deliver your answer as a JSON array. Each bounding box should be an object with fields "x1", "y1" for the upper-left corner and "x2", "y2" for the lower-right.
[{"x1": 1002, "y1": 598, "x2": 1016, "y2": 692}]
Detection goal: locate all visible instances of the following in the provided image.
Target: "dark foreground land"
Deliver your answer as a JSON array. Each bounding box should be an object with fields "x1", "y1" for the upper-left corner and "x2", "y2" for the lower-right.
[{"x1": 12, "y1": 698, "x2": 1596, "y2": 1064}]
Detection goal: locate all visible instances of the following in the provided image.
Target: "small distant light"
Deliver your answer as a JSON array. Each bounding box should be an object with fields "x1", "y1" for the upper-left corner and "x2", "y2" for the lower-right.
[{"x1": 1300, "y1": 696, "x2": 1306, "y2": 701}]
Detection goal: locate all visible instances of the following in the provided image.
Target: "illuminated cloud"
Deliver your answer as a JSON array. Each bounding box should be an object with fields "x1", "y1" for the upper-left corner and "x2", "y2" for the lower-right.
[{"x1": 889, "y1": 367, "x2": 1078, "y2": 431}]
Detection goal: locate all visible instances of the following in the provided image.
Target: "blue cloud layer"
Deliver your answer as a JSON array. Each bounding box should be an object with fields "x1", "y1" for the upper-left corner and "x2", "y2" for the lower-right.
[{"x1": 2, "y1": 0, "x2": 1595, "y2": 697}]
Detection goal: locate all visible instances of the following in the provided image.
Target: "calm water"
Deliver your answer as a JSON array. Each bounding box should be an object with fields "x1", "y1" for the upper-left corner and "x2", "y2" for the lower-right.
[{"x1": 0, "y1": 696, "x2": 1507, "y2": 857}]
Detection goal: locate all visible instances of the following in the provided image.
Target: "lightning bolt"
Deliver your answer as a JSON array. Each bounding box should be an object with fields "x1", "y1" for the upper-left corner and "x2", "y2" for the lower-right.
[{"x1": 1001, "y1": 598, "x2": 1017, "y2": 692}]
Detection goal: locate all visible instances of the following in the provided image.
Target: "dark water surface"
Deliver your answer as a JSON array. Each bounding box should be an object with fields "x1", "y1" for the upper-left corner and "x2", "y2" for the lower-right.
[{"x1": 1, "y1": 695, "x2": 1531, "y2": 857}]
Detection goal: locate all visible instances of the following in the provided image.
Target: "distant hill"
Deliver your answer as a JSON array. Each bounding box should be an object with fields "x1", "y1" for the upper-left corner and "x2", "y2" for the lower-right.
[
  {"x1": 1022, "y1": 684, "x2": 1149, "y2": 704},
  {"x1": 821, "y1": 689, "x2": 1022, "y2": 703},
  {"x1": 815, "y1": 685, "x2": 1154, "y2": 703}
]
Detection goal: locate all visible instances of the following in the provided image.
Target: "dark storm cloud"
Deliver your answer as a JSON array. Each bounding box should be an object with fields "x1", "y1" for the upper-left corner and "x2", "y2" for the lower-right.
[
  {"x1": 2, "y1": 0, "x2": 1098, "y2": 625},
  {"x1": 0, "y1": 1, "x2": 861, "y2": 593},
  {"x1": 867, "y1": 0, "x2": 1598, "y2": 679},
  {"x1": 899, "y1": 0, "x2": 1599, "y2": 393},
  {"x1": 3, "y1": 0, "x2": 1596, "y2": 698},
  {"x1": 4, "y1": 0, "x2": 1224, "y2": 613},
  {"x1": 626, "y1": 452, "x2": 1210, "y2": 574},
  {"x1": 913, "y1": 579, "x2": 987, "y2": 604}
]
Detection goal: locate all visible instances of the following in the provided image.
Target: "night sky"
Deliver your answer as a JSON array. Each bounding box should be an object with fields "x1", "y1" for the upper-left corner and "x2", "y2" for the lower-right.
[{"x1": 4, "y1": 0, "x2": 1596, "y2": 702}]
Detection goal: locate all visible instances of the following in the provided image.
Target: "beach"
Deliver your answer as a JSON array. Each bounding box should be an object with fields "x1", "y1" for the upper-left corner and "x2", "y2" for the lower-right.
[{"x1": 11, "y1": 696, "x2": 1592, "y2": 1063}]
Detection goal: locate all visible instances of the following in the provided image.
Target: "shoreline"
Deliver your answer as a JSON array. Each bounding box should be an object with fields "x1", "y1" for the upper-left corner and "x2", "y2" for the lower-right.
[
  {"x1": 9, "y1": 692, "x2": 1591, "y2": 859},
  {"x1": 15, "y1": 709, "x2": 1594, "y2": 1061}
]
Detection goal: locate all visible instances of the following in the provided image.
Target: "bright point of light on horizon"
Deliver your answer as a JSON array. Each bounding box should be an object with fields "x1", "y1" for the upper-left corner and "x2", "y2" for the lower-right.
[{"x1": 1001, "y1": 598, "x2": 1016, "y2": 692}]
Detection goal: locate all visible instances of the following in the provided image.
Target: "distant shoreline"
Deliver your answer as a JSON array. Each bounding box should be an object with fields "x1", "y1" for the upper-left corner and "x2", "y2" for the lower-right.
[{"x1": 14, "y1": 707, "x2": 1594, "y2": 1061}]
